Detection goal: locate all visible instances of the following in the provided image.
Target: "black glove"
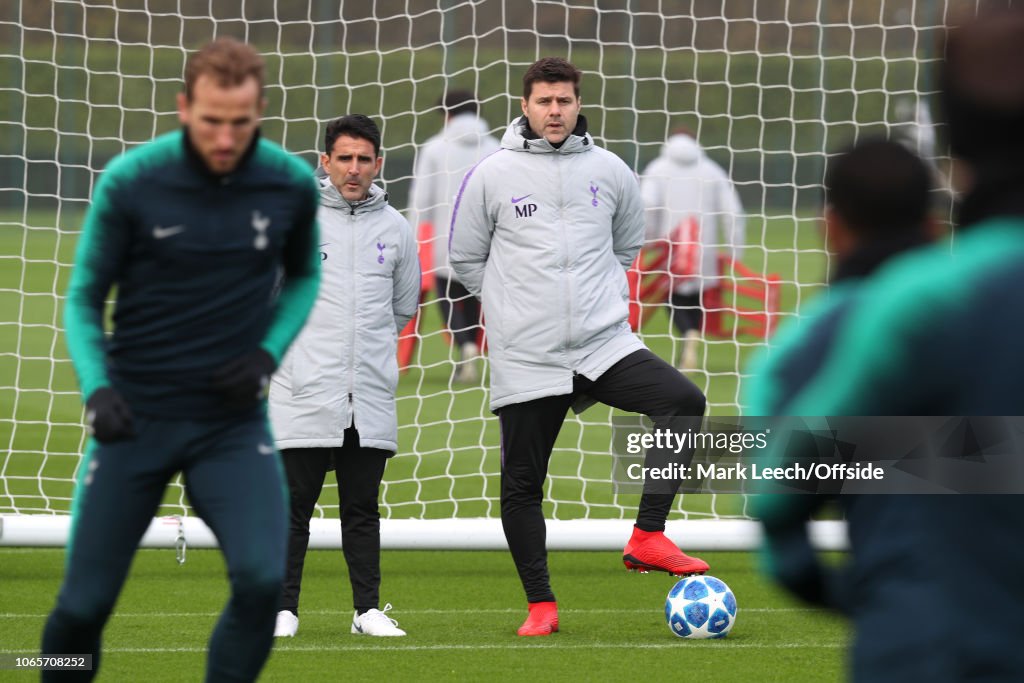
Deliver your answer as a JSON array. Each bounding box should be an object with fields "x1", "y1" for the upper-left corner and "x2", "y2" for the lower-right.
[
  {"x1": 210, "y1": 348, "x2": 277, "y2": 408},
  {"x1": 763, "y1": 525, "x2": 842, "y2": 611},
  {"x1": 85, "y1": 387, "x2": 135, "y2": 443}
]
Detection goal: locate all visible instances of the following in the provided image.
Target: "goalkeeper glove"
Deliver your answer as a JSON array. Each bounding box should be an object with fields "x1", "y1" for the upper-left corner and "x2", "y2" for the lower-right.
[
  {"x1": 210, "y1": 348, "x2": 277, "y2": 408},
  {"x1": 85, "y1": 387, "x2": 136, "y2": 443}
]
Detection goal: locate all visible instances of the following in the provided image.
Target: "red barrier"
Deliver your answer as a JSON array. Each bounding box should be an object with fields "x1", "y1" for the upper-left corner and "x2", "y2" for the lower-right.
[
  {"x1": 398, "y1": 222, "x2": 437, "y2": 372},
  {"x1": 628, "y1": 241, "x2": 779, "y2": 339},
  {"x1": 398, "y1": 222, "x2": 488, "y2": 371}
]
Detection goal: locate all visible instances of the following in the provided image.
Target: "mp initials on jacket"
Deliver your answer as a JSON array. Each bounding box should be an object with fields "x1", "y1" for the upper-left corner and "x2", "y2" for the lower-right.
[{"x1": 448, "y1": 115, "x2": 646, "y2": 412}]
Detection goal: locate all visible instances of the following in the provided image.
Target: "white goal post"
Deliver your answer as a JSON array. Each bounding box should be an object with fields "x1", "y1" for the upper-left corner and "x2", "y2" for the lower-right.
[
  {"x1": 1, "y1": 2, "x2": 953, "y2": 550},
  {"x1": 0, "y1": 515, "x2": 850, "y2": 552}
]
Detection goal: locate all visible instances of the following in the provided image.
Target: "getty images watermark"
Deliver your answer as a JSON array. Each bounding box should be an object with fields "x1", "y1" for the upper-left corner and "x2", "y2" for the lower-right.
[
  {"x1": 622, "y1": 425, "x2": 881, "y2": 487},
  {"x1": 610, "y1": 416, "x2": 1024, "y2": 494}
]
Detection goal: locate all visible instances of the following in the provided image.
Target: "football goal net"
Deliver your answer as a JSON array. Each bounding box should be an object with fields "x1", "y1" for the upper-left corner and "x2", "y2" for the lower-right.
[{"x1": 1, "y1": 1, "x2": 949, "y2": 550}]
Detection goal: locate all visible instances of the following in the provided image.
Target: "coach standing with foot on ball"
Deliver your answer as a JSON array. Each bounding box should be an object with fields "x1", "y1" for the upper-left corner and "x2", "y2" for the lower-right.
[{"x1": 449, "y1": 57, "x2": 709, "y2": 637}]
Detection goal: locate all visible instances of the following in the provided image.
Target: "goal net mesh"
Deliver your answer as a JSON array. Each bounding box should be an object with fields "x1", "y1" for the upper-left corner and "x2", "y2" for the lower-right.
[{"x1": 0, "y1": 1, "x2": 948, "y2": 535}]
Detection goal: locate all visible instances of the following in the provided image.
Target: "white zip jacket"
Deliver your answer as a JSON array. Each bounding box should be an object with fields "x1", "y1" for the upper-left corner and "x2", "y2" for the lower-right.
[
  {"x1": 408, "y1": 113, "x2": 501, "y2": 281},
  {"x1": 449, "y1": 115, "x2": 646, "y2": 411},
  {"x1": 269, "y1": 180, "x2": 420, "y2": 452},
  {"x1": 639, "y1": 134, "x2": 745, "y2": 295}
]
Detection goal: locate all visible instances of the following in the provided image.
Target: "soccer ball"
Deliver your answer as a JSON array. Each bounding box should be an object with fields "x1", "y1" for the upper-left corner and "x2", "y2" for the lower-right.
[{"x1": 665, "y1": 575, "x2": 737, "y2": 639}]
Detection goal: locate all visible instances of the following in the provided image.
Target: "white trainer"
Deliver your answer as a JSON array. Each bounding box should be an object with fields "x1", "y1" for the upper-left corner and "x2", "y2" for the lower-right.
[
  {"x1": 350, "y1": 603, "x2": 407, "y2": 637},
  {"x1": 461, "y1": 342, "x2": 480, "y2": 361},
  {"x1": 679, "y1": 330, "x2": 701, "y2": 372},
  {"x1": 274, "y1": 610, "x2": 298, "y2": 638},
  {"x1": 453, "y1": 343, "x2": 480, "y2": 383}
]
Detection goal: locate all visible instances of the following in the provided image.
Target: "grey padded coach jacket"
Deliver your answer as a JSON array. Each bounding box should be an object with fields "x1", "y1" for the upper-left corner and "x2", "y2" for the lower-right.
[
  {"x1": 270, "y1": 180, "x2": 420, "y2": 452},
  {"x1": 449, "y1": 115, "x2": 646, "y2": 411}
]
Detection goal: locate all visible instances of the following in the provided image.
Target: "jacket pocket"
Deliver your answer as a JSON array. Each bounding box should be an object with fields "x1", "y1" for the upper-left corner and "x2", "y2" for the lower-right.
[
  {"x1": 274, "y1": 348, "x2": 295, "y2": 388},
  {"x1": 289, "y1": 343, "x2": 317, "y2": 397}
]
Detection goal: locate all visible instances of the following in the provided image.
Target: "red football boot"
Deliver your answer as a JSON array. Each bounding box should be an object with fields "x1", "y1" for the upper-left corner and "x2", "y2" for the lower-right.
[
  {"x1": 516, "y1": 601, "x2": 559, "y2": 636},
  {"x1": 622, "y1": 526, "x2": 709, "y2": 576}
]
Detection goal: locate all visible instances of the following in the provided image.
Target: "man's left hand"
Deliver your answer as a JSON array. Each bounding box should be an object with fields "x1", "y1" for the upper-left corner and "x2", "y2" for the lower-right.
[{"x1": 211, "y1": 348, "x2": 277, "y2": 408}]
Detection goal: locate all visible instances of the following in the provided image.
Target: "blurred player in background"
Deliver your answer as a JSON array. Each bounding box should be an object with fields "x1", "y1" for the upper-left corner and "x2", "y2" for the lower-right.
[
  {"x1": 270, "y1": 114, "x2": 418, "y2": 639},
  {"x1": 41, "y1": 37, "x2": 320, "y2": 681},
  {"x1": 755, "y1": 6, "x2": 1024, "y2": 680},
  {"x1": 450, "y1": 57, "x2": 708, "y2": 637},
  {"x1": 639, "y1": 127, "x2": 745, "y2": 372},
  {"x1": 408, "y1": 90, "x2": 500, "y2": 383}
]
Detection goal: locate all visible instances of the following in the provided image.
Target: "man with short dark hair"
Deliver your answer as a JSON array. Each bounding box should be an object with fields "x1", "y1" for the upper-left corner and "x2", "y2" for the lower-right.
[
  {"x1": 408, "y1": 90, "x2": 499, "y2": 383},
  {"x1": 41, "y1": 37, "x2": 320, "y2": 681},
  {"x1": 270, "y1": 114, "x2": 419, "y2": 639},
  {"x1": 450, "y1": 57, "x2": 708, "y2": 637},
  {"x1": 747, "y1": 141, "x2": 939, "y2": 651},
  {"x1": 270, "y1": 113, "x2": 417, "y2": 643},
  {"x1": 747, "y1": 137, "x2": 937, "y2": 416}
]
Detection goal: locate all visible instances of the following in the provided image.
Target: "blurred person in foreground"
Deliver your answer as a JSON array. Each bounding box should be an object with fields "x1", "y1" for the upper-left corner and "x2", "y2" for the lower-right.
[
  {"x1": 754, "y1": 7, "x2": 1024, "y2": 681},
  {"x1": 746, "y1": 138, "x2": 942, "y2": 681},
  {"x1": 42, "y1": 37, "x2": 320, "y2": 681},
  {"x1": 745, "y1": 138, "x2": 938, "y2": 416}
]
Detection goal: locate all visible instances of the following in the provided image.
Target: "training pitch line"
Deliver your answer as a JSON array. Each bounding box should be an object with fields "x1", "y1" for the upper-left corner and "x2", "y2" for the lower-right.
[
  {"x1": 0, "y1": 607, "x2": 813, "y2": 619},
  {"x1": 1, "y1": 642, "x2": 842, "y2": 653}
]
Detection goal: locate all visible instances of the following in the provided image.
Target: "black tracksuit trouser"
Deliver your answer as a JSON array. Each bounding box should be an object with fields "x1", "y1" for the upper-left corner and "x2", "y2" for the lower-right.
[
  {"x1": 42, "y1": 413, "x2": 285, "y2": 683},
  {"x1": 279, "y1": 427, "x2": 390, "y2": 615},
  {"x1": 436, "y1": 276, "x2": 482, "y2": 349},
  {"x1": 497, "y1": 348, "x2": 707, "y2": 603}
]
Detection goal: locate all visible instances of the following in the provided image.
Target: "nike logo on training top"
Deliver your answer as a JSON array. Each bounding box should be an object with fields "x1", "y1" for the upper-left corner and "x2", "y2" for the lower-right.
[
  {"x1": 511, "y1": 194, "x2": 533, "y2": 204},
  {"x1": 153, "y1": 224, "x2": 186, "y2": 239}
]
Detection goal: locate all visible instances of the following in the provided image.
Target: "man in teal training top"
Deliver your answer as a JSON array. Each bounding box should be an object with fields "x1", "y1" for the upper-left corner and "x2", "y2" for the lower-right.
[
  {"x1": 41, "y1": 38, "x2": 320, "y2": 682},
  {"x1": 745, "y1": 139, "x2": 942, "y2": 681},
  {"x1": 754, "y1": 7, "x2": 1024, "y2": 681}
]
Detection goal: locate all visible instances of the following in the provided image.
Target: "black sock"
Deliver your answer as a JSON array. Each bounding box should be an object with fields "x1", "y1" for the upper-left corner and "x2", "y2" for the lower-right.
[{"x1": 635, "y1": 493, "x2": 675, "y2": 532}]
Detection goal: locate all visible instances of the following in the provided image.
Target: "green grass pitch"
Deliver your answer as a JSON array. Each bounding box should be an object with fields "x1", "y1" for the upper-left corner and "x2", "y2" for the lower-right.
[
  {"x1": 0, "y1": 211, "x2": 843, "y2": 679},
  {"x1": 0, "y1": 548, "x2": 849, "y2": 681},
  {"x1": 0, "y1": 211, "x2": 827, "y2": 520}
]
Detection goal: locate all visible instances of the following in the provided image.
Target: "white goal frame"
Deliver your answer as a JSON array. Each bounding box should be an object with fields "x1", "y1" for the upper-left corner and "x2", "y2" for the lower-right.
[{"x1": 0, "y1": 2, "x2": 955, "y2": 550}]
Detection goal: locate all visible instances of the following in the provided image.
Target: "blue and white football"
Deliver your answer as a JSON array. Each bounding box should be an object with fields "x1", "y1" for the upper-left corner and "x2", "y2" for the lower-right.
[{"x1": 665, "y1": 575, "x2": 737, "y2": 639}]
